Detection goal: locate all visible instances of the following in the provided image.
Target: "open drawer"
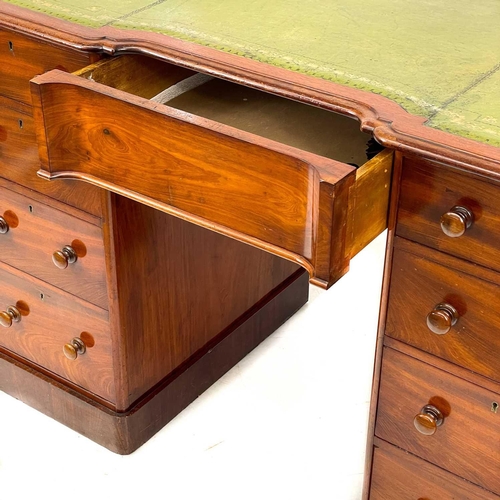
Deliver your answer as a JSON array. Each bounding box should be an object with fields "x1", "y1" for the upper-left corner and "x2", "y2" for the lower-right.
[{"x1": 31, "y1": 55, "x2": 392, "y2": 288}]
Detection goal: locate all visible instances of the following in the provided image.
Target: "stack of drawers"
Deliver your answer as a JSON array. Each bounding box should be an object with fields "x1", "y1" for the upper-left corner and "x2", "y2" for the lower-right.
[
  {"x1": 370, "y1": 156, "x2": 500, "y2": 498},
  {"x1": 0, "y1": 30, "x2": 115, "y2": 400},
  {"x1": 1, "y1": 29, "x2": 306, "y2": 453}
]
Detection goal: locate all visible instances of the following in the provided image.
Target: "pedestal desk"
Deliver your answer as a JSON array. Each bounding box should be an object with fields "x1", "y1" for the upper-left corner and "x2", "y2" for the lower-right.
[{"x1": 0, "y1": 1, "x2": 499, "y2": 498}]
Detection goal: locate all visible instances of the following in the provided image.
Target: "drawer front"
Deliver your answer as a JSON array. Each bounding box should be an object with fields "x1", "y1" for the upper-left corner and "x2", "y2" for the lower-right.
[
  {"x1": 386, "y1": 238, "x2": 500, "y2": 383},
  {"x1": 31, "y1": 56, "x2": 393, "y2": 289},
  {"x1": 375, "y1": 347, "x2": 500, "y2": 495},
  {"x1": 371, "y1": 442, "x2": 499, "y2": 500},
  {"x1": 0, "y1": 263, "x2": 114, "y2": 403},
  {"x1": 0, "y1": 186, "x2": 108, "y2": 309},
  {"x1": 397, "y1": 157, "x2": 500, "y2": 273},
  {"x1": 0, "y1": 29, "x2": 97, "y2": 105},
  {"x1": 0, "y1": 95, "x2": 104, "y2": 216}
]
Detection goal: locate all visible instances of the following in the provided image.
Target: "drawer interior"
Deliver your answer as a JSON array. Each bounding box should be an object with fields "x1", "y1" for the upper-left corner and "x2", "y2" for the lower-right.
[
  {"x1": 77, "y1": 55, "x2": 374, "y2": 167},
  {"x1": 32, "y1": 54, "x2": 392, "y2": 289}
]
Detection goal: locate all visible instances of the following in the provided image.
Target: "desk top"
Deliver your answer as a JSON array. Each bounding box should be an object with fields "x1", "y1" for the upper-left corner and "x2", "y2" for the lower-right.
[{"x1": 4, "y1": 0, "x2": 500, "y2": 148}]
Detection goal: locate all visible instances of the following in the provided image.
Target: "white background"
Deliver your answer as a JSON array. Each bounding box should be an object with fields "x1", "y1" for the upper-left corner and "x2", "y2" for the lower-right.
[{"x1": 0, "y1": 232, "x2": 386, "y2": 500}]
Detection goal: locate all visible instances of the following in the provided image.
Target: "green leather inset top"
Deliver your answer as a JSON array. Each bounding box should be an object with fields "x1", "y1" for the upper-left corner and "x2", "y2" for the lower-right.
[{"x1": 6, "y1": 0, "x2": 500, "y2": 147}]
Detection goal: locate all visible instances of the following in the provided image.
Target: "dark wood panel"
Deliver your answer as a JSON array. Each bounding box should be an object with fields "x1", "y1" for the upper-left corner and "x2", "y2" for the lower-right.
[
  {"x1": 0, "y1": 27, "x2": 98, "y2": 105},
  {"x1": 371, "y1": 439, "x2": 499, "y2": 500},
  {"x1": 106, "y1": 194, "x2": 302, "y2": 410},
  {"x1": 386, "y1": 237, "x2": 500, "y2": 383},
  {"x1": 0, "y1": 261, "x2": 113, "y2": 403},
  {"x1": 375, "y1": 347, "x2": 500, "y2": 495},
  {"x1": 0, "y1": 186, "x2": 108, "y2": 309},
  {"x1": 0, "y1": 95, "x2": 105, "y2": 216},
  {"x1": 0, "y1": 268, "x2": 308, "y2": 454},
  {"x1": 397, "y1": 156, "x2": 500, "y2": 273}
]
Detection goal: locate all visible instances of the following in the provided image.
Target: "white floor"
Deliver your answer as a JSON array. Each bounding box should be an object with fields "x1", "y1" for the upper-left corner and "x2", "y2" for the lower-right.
[{"x1": 0, "y1": 232, "x2": 386, "y2": 500}]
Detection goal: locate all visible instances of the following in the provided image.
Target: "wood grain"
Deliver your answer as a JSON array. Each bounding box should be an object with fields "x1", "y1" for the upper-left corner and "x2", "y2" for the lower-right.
[
  {"x1": 347, "y1": 148, "x2": 393, "y2": 259},
  {"x1": 105, "y1": 194, "x2": 301, "y2": 410},
  {"x1": 0, "y1": 186, "x2": 108, "y2": 309},
  {"x1": 0, "y1": 27, "x2": 99, "y2": 105},
  {"x1": 371, "y1": 439, "x2": 500, "y2": 500},
  {"x1": 375, "y1": 347, "x2": 500, "y2": 495},
  {"x1": 0, "y1": 260, "x2": 113, "y2": 403},
  {"x1": 397, "y1": 156, "x2": 500, "y2": 273},
  {"x1": 74, "y1": 54, "x2": 196, "y2": 99},
  {"x1": 386, "y1": 237, "x2": 500, "y2": 383},
  {"x1": 0, "y1": 267, "x2": 308, "y2": 454},
  {"x1": 385, "y1": 337, "x2": 500, "y2": 398},
  {"x1": 31, "y1": 67, "x2": 358, "y2": 287},
  {"x1": 0, "y1": 95, "x2": 105, "y2": 216}
]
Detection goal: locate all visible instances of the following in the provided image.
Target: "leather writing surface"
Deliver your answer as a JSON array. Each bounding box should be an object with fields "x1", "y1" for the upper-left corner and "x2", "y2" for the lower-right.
[{"x1": 4, "y1": 0, "x2": 500, "y2": 147}]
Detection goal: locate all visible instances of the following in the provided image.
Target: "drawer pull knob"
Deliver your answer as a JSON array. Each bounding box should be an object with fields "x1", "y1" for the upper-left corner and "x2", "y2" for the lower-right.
[
  {"x1": 0, "y1": 306, "x2": 21, "y2": 328},
  {"x1": 0, "y1": 216, "x2": 9, "y2": 234},
  {"x1": 63, "y1": 337, "x2": 86, "y2": 360},
  {"x1": 440, "y1": 206, "x2": 474, "y2": 238},
  {"x1": 426, "y1": 303, "x2": 458, "y2": 335},
  {"x1": 52, "y1": 245, "x2": 78, "y2": 269},
  {"x1": 414, "y1": 404, "x2": 444, "y2": 436}
]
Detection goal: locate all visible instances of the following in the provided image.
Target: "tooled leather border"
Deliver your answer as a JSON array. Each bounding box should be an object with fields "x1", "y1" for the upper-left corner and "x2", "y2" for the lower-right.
[{"x1": 1, "y1": 2, "x2": 500, "y2": 180}]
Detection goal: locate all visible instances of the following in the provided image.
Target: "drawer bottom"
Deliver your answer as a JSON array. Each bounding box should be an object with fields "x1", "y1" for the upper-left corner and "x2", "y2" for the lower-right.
[
  {"x1": 0, "y1": 268, "x2": 308, "y2": 454},
  {"x1": 370, "y1": 440, "x2": 499, "y2": 499}
]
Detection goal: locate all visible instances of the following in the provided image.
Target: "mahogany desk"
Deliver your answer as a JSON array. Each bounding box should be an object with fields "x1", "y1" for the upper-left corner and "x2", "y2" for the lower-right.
[{"x1": 0, "y1": 1, "x2": 499, "y2": 498}]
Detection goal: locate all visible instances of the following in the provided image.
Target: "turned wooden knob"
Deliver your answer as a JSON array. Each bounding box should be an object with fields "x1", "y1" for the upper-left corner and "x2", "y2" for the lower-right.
[
  {"x1": 426, "y1": 303, "x2": 458, "y2": 335},
  {"x1": 52, "y1": 245, "x2": 77, "y2": 269},
  {"x1": 440, "y1": 206, "x2": 474, "y2": 238},
  {"x1": 0, "y1": 216, "x2": 9, "y2": 234},
  {"x1": 414, "y1": 404, "x2": 444, "y2": 436},
  {"x1": 63, "y1": 337, "x2": 86, "y2": 360},
  {"x1": 0, "y1": 306, "x2": 21, "y2": 327}
]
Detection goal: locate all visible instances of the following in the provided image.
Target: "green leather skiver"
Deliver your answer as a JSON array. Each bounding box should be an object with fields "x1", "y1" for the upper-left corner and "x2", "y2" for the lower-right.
[{"x1": 6, "y1": 0, "x2": 500, "y2": 146}]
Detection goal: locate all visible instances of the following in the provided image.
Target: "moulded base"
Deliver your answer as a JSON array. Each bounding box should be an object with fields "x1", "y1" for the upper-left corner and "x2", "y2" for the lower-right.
[{"x1": 0, "y1": 268, "x2": 309, "y2": 454}]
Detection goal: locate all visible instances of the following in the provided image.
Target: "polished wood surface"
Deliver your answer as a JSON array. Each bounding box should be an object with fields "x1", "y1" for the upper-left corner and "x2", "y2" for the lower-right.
[
  {"x1": 0, "y1": 268, "x2": 308, "y2": 454},
  {"x1": 32, "y1": 55, "x2": 393, "y2": 288},
  {"x1": 0, "y1": 27, "x2": 99, "y2": 105},
  {"x1": 0, "y1": 95, "x2": 105, "y2": 216},
  {"x1": 384, "y1": 337, "x2": 500, "y2": 397},
  {"x1": 31, "y1": 63, "x2": 356, "y2": 288},
  {"x1": 0, "y1": 24, "x2": 316, "y2": 451},
  {"x1": 0, "y1": 260, "x2": 113, "y2": 403},
  {"x1": 386, "y1": 237, "x2": 500, "y2": 383},
  {"x1": 397, "y1": 156, "x2": 500, "y2": 273},
  {"x1": 104, "y1": 194, "x2": 301, "y2": 410},
  {"x1": 0, "y1": 186, "x2": 108, "y2": 309},
  {"x1": 371, "y1": 439, "x2": 500, "y2": 500},
  {"x1": 375, "y1": 347, "x2": 500, "y2": 495}
]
